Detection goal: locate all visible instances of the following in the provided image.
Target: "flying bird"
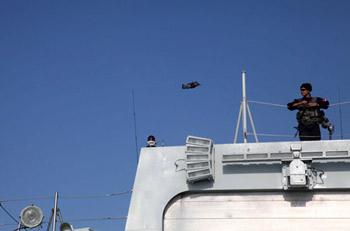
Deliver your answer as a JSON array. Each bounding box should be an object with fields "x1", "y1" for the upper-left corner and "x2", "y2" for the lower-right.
[{"x1": 182, "y1": 81, "x2": 200, "y2": 89}]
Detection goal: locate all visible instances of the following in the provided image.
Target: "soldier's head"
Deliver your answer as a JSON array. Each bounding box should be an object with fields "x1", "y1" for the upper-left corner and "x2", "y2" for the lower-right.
[
  {"x1": 147, "y1": 135, "x2": 156, "y2": 147},
  {"x1": 300, "y1": 83, "x2": 312, "y2": 97}
]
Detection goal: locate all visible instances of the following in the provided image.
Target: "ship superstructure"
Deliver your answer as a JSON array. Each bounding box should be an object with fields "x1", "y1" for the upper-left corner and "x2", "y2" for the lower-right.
[{"x1": 126, "y1": 137, "x2": 350, "y2": 231}]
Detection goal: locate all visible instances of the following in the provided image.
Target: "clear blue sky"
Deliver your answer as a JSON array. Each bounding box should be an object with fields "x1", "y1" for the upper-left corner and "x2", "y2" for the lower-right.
[{"x1": 1, "y1": 0, "x2": 350, "y2": 230}]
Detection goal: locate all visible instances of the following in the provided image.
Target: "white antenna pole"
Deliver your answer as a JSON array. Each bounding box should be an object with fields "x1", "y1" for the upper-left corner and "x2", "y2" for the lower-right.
[
  {"x1": 52, "y1": 192, "x2": 58, "y2": 231},
  {"x1": 242, "y1": 71, "x2": 248, "y2": 143},
  {"x1": 233, "y1": 70, "x2": 258, "y2": 143}
]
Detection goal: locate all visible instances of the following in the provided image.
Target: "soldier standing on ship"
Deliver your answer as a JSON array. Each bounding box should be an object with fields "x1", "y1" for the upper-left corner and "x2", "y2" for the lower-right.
[{"x1": 287, "y1": 83, "x2": 333, "y2": 141}]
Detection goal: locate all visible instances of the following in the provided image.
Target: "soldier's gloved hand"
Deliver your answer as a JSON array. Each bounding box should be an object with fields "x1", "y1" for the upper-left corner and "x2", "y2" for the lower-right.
[
  {"x1": 295, "y1": 100, "x2": 308, "y2": 109},
  {"x1": 306, "y1": 102, "x2": 319, "y2": 107},
  {"x1": 328, "y1": 124, "x2": 334, "y2": 135}
]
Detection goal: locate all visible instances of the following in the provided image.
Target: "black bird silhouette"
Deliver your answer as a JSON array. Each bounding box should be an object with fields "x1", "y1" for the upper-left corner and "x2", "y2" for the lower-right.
[{"x1": 182, "y1": 81, "x2": 200, "y2": 89}]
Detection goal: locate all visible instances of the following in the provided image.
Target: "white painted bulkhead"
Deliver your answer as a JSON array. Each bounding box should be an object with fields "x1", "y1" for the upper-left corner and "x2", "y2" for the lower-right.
[
  {"x1": 164, "y1": 191, "x2": 350, "y2": 231},
  {"x1": 125, "y1": 140, "x2": 350, "y2": 231}
]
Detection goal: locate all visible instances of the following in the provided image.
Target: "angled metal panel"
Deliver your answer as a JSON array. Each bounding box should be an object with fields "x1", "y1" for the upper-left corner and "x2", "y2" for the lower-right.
[{"x1": 185, "y1": 136, "x2": 214, "y2": 183}]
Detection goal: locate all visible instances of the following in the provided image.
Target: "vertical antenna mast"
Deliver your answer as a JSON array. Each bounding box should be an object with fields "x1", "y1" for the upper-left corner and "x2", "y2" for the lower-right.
[
  {"x1": 52, "y1": 192, "x2": 58, "y2": 231},
  {"x1": 234, "y1": 70, "x2": 258, "y2": 143},
  {"x1": 242, "y1": 71, "x2": 248, "y2": 143}
]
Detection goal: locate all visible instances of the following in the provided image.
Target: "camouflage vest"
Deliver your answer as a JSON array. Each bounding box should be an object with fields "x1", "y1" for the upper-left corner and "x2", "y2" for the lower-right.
[{"x1": 296, "y1": 97, "x2": 323, "y2": 127}]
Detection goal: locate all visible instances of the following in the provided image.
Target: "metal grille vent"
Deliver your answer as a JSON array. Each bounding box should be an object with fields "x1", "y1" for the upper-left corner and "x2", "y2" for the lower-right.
[{"x1": 185, "y1": 136, "x2": 214, "y2": 183}]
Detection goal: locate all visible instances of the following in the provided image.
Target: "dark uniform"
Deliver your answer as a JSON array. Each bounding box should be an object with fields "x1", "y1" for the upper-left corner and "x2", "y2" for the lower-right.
[{"x1": 287, "y1": 97, "x2": 329, "y2": 141}]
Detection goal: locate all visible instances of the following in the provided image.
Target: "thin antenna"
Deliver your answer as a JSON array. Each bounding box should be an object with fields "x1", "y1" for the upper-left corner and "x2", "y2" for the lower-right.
[
  {"x1": 338, "y1": 88, "x2": 344, "y2": 139},
  {"x1": 132, "y1": 90, "x2": 139, "y2": 163},
  {"x1": 233, "y1": 71, "x2": 258, "y2": 143},
  {"x1": 242, "y1": 71, "x2": 248, "y2": 143},
  {"x1": 52, "y1": 192, "x2": 58, "y2": 231}
]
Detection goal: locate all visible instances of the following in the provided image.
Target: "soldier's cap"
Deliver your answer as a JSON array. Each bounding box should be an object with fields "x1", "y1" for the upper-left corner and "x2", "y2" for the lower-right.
[
  {"x1": 300, "y1": 83, "x2": 312, "y2": 92},
  {"x1": 147, "y1": 135, "x2": 156, "y2": 141}
]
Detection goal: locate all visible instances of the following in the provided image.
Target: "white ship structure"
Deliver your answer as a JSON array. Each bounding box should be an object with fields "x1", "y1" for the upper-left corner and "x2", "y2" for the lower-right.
[{"x1": 125, "y1": 72, "x2": 350, "y2": 231}]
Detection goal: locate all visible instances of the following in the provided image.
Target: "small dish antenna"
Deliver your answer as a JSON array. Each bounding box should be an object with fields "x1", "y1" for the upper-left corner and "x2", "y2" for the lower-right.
[{"x1": 20, "y1": 205, "x2": 44, "y2": 228}]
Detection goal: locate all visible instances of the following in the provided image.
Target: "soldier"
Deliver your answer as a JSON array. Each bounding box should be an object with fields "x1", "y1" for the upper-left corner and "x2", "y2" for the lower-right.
[
  {"x1": 146, "y1": 135, "x2": 157, "y2": 147},
  {"x1": 287, "y1": 83, "x2": 333, "y2": 141}
]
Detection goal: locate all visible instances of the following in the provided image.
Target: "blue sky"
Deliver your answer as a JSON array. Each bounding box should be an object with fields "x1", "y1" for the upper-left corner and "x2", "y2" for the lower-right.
[{"x1": 1, "y1": 0, "x2": 350, "y2": 230}]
